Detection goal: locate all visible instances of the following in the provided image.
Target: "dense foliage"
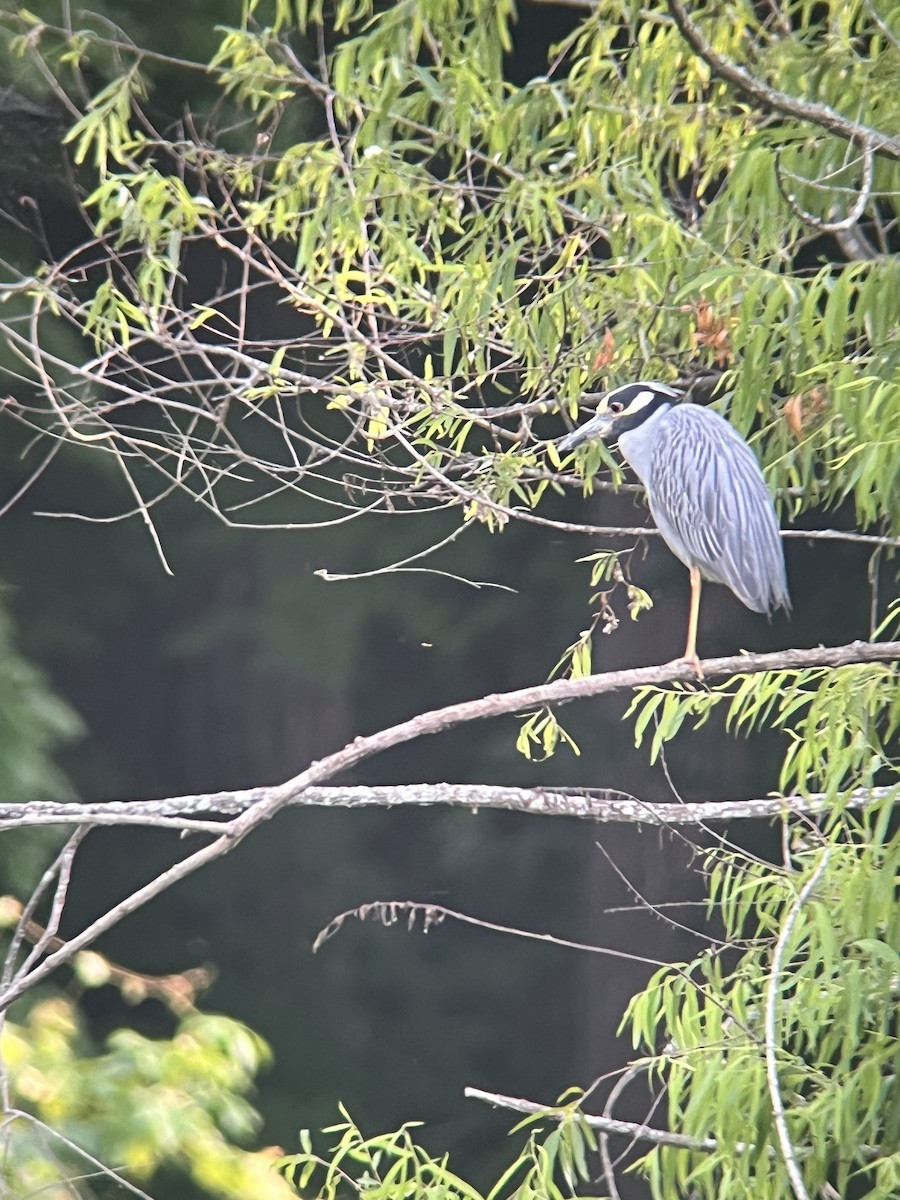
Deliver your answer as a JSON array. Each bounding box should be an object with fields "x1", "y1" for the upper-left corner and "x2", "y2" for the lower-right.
[{"x1": 2, "y1": 0, "x2": 899, "y2": 540}]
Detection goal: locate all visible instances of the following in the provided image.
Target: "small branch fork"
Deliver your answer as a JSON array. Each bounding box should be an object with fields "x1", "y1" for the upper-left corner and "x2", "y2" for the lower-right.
[
  {"x1": 0, "y1": 639, "x2": 897, "y2": 1014},
  {"x1": 465, "y1": 1085, "x2": 726, "y2": 1155}
]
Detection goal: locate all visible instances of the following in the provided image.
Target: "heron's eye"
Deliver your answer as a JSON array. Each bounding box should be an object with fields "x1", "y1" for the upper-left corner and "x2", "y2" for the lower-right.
[{"x1": 608, "y1": 400, "x2": 625, "y2": 414}]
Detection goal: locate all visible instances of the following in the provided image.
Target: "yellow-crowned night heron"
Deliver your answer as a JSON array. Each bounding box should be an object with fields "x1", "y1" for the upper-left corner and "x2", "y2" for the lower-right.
[{"x1": 559, "y1": 382, "x2": 790, "y2": 669}]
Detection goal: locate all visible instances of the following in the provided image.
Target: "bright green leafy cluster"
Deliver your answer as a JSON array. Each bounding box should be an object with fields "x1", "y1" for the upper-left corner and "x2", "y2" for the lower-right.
[
  {"x1": 620, "y1": 611, "x2": 900, "y2": 1195},
  {"x1": 2, "y1": 995, "x2": 295, "y2": 1199},
  {"x1": 278, "y1": 1103, "x2": 603, "y2": 1200},
  {"x1": 628, "y1": 659, "x2": 900, "y2": 794},
  {"x1": 2, "y1": 0, "x2": 898, "y2": 535}
]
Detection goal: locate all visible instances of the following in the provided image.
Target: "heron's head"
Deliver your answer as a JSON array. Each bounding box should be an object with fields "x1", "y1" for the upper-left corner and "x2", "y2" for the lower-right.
[{"x1": 558, "y1": 381, "x2": 681, "y2": 452}]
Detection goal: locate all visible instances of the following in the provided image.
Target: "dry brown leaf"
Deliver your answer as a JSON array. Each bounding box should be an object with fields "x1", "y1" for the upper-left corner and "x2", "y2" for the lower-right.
[
  {"x1": 592, "y1": 327, "x2": 616, "y2": 370},
  {"x1": 784, "y1": 387, "x2": 826, "y2": 436}
]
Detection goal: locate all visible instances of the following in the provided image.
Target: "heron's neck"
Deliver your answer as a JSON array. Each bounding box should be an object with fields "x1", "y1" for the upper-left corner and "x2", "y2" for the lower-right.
[{"x1": 616, "y1": 402, "x2": 672, "y2": 485}]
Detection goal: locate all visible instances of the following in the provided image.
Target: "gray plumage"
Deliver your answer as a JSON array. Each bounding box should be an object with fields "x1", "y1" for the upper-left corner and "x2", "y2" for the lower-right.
[
  {"x1": 558, "y1": 381, "x2": 790, "y2": 662},
  {"x1": 621, "y1": 401, "x2": 790, "y2": 614}
]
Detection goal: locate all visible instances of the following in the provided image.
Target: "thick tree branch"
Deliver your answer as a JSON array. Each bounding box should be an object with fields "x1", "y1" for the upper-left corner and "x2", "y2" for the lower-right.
[
  {"x1": 667, "y1": 0, "x2": 900, "y2": 161},
  {"x1": 1, "y1": 784, "x2": 895, "y2": 832},
  {"x1": 235, "y1": 643, "x2": 900, "y2": 834},
  {"x1": 1, "y1": 639, "x2": 897, "y2": 1012}
]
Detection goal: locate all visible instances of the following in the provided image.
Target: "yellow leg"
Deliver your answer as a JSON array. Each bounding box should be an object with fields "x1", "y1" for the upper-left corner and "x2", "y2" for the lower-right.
[{"x1": 684, "y1": 565, "x2": 703, "y2": 677}]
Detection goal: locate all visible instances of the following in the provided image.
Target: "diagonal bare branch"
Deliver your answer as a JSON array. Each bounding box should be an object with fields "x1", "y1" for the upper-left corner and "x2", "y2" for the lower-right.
[
  {"x1": 667, "y1": 0, "x2": 900, "y2": 160},
  {"x1": 0, "y1": 639, "x2": 897, "y2": 1012},
  {"x1": 312, "y1": 898, "x2": 671, "y2": 966},
  {"x1": 465, "y1": 1084, "x2": 733, "y2": 1155}
]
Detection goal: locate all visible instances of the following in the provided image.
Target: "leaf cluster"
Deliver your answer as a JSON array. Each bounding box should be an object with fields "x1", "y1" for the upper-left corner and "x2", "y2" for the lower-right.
[
  {"x1": 628, "y1": 660, "x2": 900, "y2": 795},
  {"x1": 625, "y1": 793, "x2": 900, "y2": 1198},
  {"x1": 278, "y1": 1104, "x2": 602, "y2": 1200},
  {"x1": 2, "y1": 995, "x2": 295, "y2": 1199},
  {"x1": 1, "y1": 0, "x2": 898, "y2": 541}
]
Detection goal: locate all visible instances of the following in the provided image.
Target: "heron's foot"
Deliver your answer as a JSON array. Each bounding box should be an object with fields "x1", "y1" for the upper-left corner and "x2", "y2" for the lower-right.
[
  {"x1": 677, "y1": 651, "x2": 704, "y2": 680},
  {"x1": 663, "y1": 653, "x2": 704, "y2": 678}
]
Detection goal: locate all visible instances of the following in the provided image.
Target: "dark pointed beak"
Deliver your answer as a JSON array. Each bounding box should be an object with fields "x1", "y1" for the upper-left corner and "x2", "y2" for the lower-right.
[{"x1": 557, "y1": 408, "x2": 617, "y2": 453}]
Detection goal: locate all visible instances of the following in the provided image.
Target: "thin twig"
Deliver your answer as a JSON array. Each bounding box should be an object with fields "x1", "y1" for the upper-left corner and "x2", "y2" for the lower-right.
[
  {"x1": 464, "y1": 1085, "x2": 733, "y2": 1155},
  {"x1": 1, "y1": 830, "x2": 86, "y2": 990},
  {"x1": 778, "y1": 142, "x2": 875, "y2": 233},
  {"x1": 13, "y1": 828, "x2": 87, "y2": 981},
  {"x1": 0, "y1": 896, "x2": 214, "y2": 1014},
  {"x1": 599, "y1": 1062, "x2": 649, "y2": 1199},
  {"x1": 313, "y1": 898, "x2": 672, "y2": 967},
  {"x1": 3, "y1": 1109, "x2": 159, "y2": 1200},
  {"x1": 764, "y1": 849, "x2": 831, "y2": 1200}
]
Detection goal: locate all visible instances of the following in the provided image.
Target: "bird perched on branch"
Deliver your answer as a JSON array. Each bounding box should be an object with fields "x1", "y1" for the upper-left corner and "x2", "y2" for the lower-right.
[{"x1": 558, "y1": 381, "x2": 790, "y2": 671}]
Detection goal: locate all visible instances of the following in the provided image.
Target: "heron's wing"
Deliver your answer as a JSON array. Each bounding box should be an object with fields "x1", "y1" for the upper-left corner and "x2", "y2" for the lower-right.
[{"x1": 650, "y1": 407, "x2": 790, "y2": 614}]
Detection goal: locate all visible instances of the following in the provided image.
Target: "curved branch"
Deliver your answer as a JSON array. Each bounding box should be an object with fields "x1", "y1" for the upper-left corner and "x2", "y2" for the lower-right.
[
  {"x1": 599, "y1": 1062, "x2": 652, "y2": 1200},
  {"x1": 2, "y1": 896, "x2": 214, "y2": 1013},
  {"x1": 4, "y1": 1110, "x2": 157, "y2": 1200},
  {"x1": 777, "y1": 142, "x2": 876, "y2": 234},
  {"x1": 1, "y1": 638, "x2": 897, "y2": 1012},
  {"x1": 667, "y1": 0, "x2": 900, "y2": 161}
]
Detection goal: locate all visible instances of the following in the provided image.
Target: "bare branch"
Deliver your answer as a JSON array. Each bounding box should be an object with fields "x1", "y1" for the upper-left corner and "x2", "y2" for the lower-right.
[
  {"x1": 667, "y1": 0, "x2": 900, "y2": 160},
  {"x1": 782, "y1": 527, "x2": 900, "y2": 550},
  {"x1": 4, "y1": 1109, "x2": 159, "y2": 1200},
  {"x1": 1, "y1": 829, "x2": 86, "y2": 990},
  {"x1": 11, "y1": 828, "x2": 86, "y2": 983},
  {"x1": 314, "y1": 898, "x2": 674, "y2": 966},
  {"x1": 1, "y1": 783, "x2": 894, "y2": 832},
  {"x1": 0, "y1": 638, "x2": 896, "y2": 1012},
  {"x1": 834, "y1": 224, "x2": 880, "y2": 262},
  {"x1": 599, "y1": 1063, "x2": 652, "y2": 1200},
  {"x1": 862, "y1": 0, "x2": 900, "y2": 50},
  {"x1": 777, "y1": 142, "x2": 876, "y2": 234},
  {"x1": 0, "y1": 896, "x2": 214, "y2": 1014},
  {"x1": 464, "y1": 1085, "x2": 736, "y2": 1155}
]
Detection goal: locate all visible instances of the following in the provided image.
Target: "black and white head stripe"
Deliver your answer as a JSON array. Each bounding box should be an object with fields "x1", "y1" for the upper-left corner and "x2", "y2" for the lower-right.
[
  {"x1": 558, "y1": 381, "x2": 682, "y2": 451},
  {"x1": 602, "y1": 381, "x2": 680, "y2": 416}
]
